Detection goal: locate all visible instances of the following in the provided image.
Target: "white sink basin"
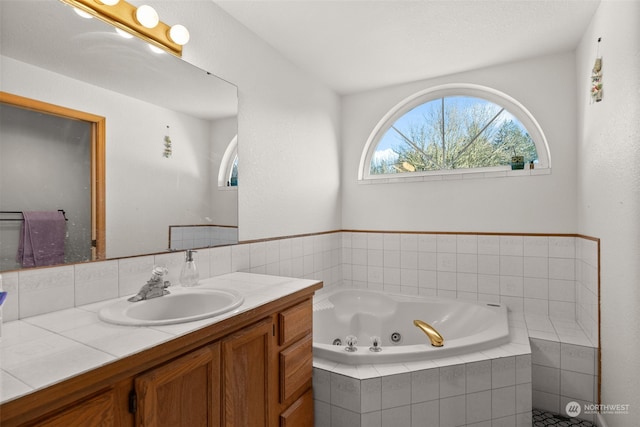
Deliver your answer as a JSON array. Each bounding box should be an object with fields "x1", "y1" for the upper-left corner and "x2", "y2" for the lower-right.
[{"x1": 98, "y1": 287, "x2": 244, "y2": 326}]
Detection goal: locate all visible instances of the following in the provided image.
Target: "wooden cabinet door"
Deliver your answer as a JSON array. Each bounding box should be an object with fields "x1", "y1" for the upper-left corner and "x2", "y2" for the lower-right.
[
  {"x1": 135, "y1": 343, "x2": 221, "y2": 427},
  {"x1": 30, "y1": 388, "x2": 118, "y2": 427},
  {"x1": 221, "y1": 318, "x2": 273, "y2": 427}
]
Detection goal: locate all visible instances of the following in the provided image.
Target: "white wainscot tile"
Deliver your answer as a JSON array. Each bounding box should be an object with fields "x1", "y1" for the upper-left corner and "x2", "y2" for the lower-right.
[
  {"x1": 417, "y1": 252, "x2": 437, "y2": 271},
  {"x1": 411, "y1": 368, "x2": 439, "y2": 403},
  {"x1": 531, "y1": 364, "x2": 559, "y2": 394},
  {"x1": 411, "y1": 400, "x2": 439, "y2": 427},
  {"x1": 361, "y1": 377, "x2": 382, "y2": 412},
  {"x1": 478, "y1": 274, "x2": 499, "y2": 295},
  {"x1": 439, "y1": 364, "x2": 465, "y2": 398},
  {"x1": 478, "y1": 254, "x2": 499, "y2": 275},
  {"x1": 437, "y1": 253, "x2": 456, "y2": 272},
  {"x1": 457, "y1": 253, "x2": 477, "y2": 274},
  {"x1": 417, "y1": 235, "x2": 437, "y2": 252},
  {"x1": 492, "y1": 385, "x2": 516, "y2": 419},
  {"x1": 524, "y1": 257, "x2": 548, "y2": 278},
  {"x1": 440, "y1": 395, "x2": 466, "y2": 427},
  {"x1": 331, "y1": 405, "x2": 360, "y2": 427},
  {"x1": 500, "y1": 256, "x2": 523, "y2": 277},
  {"x1": 331, "y1": 373, "x2": 362, "y2": 412},
  {"x1": 549, "y1": 279, "x2": 576, "y2": 302},
  {"x1": 381, "y1": 373, "x2": 411, "y2": 409},
  {"x1": 524, "y1": 277, "x2": 549, "y2": 299},
  {"x1": 516, "y1": 355, "x2": 532, "y2": 384},
  {"x1": 549, "y1": 258, "x2": 575, "y2": 281},
  {"x1": 524, "y1": 236, "x2": 549, "y2": 257},
  {"x1": 466, "y1": 390, "x2": 492, "y2": 424},
  {"x1": 437, "y1": 234, "x2": 457, "y2": 253},
  {"x1": 478, "y1": 235, "x2": 500, "y2": 255},
  {"x1": 492, "y1": 356, "x2": 516, "y2": 388},
  {"x1": 500, "y1": 236, "x2": 524, "y2": 256},
  {"x1": 516, "y1": 383, "x2": 533, "y2": 413},
  {"x1": 381, "y1": 405, "x2": 410, "y2": 427},
  {"x1": 560, "y1": 370, "x2": 595, "y2": 402},
  {"x1": 560, "y1": 343, "x2": 595, "y2": 375},
  {"x1": 530, "y1": 339, "x2": 560, "y2": 368},
  {"x1": 74, "y1": 260, "x2": 118, "y2": 305},
  {"x1": 549, "y1": 237, "x2": 576, "y2": 258},
  {"x1": 466, "y1": 360, "x2": 491, "y2": 393},
  {"x1": 18, "y1": 266, "x2": 74, "y2": 318},
  {"x1": 312, "y1": 368, "x2": 331, "y2": 403},
  {"x1": 500, "y1": 276, "x2": 524, "y2": 297},
  {"x1": 457, "y1": 235, "x2": 477, "y2": 254}
]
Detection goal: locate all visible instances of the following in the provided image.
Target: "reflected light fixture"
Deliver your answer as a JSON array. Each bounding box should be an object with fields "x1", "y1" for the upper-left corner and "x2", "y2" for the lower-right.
[{"x1": 62, "y1": 0, "x2": 190, "y2": 57}]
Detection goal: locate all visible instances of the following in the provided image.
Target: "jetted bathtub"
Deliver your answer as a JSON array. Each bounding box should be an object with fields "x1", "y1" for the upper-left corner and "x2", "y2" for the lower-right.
[{"x1": 313, "y1": 289, "x2": 509, "y2": 364}]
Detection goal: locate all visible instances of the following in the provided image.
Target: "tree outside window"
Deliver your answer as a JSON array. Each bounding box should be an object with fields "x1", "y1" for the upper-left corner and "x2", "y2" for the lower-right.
[{"x1": 370, "y1": 96, "x2": 538, "y2": 175}]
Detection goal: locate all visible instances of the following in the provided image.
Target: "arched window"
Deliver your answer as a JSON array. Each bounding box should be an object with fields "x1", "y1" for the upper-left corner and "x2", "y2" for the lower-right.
[
  {"x1": 218, "y1": 135, "x2": 238, "y2": 187},
  {"x1": 359, "y1": 84, "x2": 550, "y2": 181}
]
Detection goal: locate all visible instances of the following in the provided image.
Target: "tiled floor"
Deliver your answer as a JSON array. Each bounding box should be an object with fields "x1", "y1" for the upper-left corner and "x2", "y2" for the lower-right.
[{"x1": 534, "y1": 408, "x2": 595, "y2": 426}]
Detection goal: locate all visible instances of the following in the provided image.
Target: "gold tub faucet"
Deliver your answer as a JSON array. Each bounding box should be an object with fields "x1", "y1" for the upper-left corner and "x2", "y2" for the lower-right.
[{"x1": 413, "y1": 320, "x2": 444, "y2": 347}]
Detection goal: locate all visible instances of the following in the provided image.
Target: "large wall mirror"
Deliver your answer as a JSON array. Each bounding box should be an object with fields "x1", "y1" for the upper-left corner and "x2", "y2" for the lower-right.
[{"x1": 0, "y1": 0, "x2": 238, "y2": 272}]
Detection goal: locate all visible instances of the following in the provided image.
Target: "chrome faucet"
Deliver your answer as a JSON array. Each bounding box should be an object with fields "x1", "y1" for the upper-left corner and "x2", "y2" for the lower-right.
[
  {"x1": 128, "y1": 266, "x2": 171, "y2": 302},
  {"x1": 413, "y1": 319, "x2": 444, "y2": 347}
]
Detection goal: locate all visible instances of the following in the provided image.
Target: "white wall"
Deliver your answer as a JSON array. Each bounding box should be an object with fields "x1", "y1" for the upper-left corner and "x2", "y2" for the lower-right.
[
  {"x1": 1, "y1": 56, "x2": 216, "y2": 258},
  {"x1": 341, "y1": 52, "x2": 578, "y2": 233},
  {"x1": 576, "y1": 1, "x2": 640, "y2": 425},
  {"x1": 165, "y1": 0, "x2": 342, "y2": 242}
]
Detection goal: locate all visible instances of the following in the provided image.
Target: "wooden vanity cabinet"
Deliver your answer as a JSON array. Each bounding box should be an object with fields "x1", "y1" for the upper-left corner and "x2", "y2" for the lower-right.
[{"x1": 0, "y1": 285, "x2": 320, "y2": 427}]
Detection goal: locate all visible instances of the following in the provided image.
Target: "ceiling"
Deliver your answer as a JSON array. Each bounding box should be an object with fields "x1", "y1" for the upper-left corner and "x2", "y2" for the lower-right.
[{"x1": 215, "y1": 0, "x2": 601, "y2": 94}]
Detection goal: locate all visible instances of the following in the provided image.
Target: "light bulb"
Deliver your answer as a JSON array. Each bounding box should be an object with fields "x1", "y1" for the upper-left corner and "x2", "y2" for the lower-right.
[
  {"x1": 135, "y1": 5, "x2": 159, "y2": 29},
  {"x1": 115, "y1": 28, "x2": 133, "y2": 39},
  {"x1": 97, "y1": 0, "x2": 120, "y2": 5},
  {"x1": 73, "y1": 8, "x2": 93, "y2": 19},
  {"x1": 148, "y1": 44, "x2": 165, "y2": 54},
  {"x1": 169, "y1": 24, "x2": 190, "y2": 45}
]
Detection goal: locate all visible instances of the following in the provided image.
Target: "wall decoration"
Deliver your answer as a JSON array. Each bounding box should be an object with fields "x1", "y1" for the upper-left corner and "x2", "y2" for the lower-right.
[
  {"x1": 163, "y1": 125, "x2": 172, "y2": 158},
  {"x1": 591, "y1": 37, "x2": 603, "y2": 103}
]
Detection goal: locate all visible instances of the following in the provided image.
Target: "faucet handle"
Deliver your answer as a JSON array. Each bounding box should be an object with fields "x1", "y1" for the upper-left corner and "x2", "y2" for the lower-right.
[{"x1": 345, "y1": 335, "x2": 358, "y2": 352}]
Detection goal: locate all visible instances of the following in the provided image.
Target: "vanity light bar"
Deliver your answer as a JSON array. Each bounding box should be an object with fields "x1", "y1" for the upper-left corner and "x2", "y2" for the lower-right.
[{"x1": 60, "y1": 0, "x2": 188, "y2": 57}]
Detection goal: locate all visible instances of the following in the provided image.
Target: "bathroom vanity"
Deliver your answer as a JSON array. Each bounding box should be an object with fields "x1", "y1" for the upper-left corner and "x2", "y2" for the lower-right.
[{"x1": 0, "y1": 273, "x2": 321, "y2": 426}]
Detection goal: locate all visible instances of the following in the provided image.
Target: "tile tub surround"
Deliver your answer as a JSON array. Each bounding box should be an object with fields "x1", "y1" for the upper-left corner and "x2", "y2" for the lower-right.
[
  {"x1": 0, "y1": 272, "x2": 322, "y2": 403},
  {"x1": 312, "y1": 300, "x2": 598, "y2": 426},
  {"x1": 313, "y1": 311, "x2": 533, "y2": 427}
]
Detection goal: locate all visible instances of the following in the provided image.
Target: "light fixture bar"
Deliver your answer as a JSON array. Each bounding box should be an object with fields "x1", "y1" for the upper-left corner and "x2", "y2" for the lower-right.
[{"x1": 60, "y1": 0, "x2": 183, "y2": 56}]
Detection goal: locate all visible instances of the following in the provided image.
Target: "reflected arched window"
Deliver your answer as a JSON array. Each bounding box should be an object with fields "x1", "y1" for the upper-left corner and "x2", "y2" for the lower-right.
[
  {"x1": 359, "y1": 84, "x2": 550, "y2": 181},
  {"x1": 218, "y1": 135, "x2": 238, "y2": 187}
]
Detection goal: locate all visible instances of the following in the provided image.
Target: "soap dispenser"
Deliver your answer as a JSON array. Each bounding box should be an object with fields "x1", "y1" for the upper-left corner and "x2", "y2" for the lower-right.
[{"x1": 179, "y1": 250, "x2": 199, "y2": 287}]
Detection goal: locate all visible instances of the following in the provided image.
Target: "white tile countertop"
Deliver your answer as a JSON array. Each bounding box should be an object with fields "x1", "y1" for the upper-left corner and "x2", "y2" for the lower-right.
[{"x1": 0, "y1": 272, "x2": 321, "y2": 404}]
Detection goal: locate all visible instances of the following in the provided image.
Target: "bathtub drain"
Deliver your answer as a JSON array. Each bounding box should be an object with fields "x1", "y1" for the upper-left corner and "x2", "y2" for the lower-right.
[
  {"x1": 332, "y1": 338, "x2": 342, "y2": 346},
  {"x1": 390, "y1": 332, "x2": 402, "y2": 344}
]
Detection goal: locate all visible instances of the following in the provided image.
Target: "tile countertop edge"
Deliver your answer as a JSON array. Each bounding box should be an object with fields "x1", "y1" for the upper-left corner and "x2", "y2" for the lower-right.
[{"x1": 0, "y1": 272, "x2": 323, "y2": 405}]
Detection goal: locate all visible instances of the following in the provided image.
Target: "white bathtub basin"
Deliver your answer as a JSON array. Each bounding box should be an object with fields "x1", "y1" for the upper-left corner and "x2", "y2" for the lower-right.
[
  {"x1": 313, "y1": 289, "x2": 509, "y2": 364},
  {"x1": 99, "y1": 287, "x2": 244, "y2": 326}
]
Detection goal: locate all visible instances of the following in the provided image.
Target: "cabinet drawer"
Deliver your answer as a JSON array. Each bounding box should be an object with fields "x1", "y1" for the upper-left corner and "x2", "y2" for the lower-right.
[
  {"x1": 279, "y1": 389, "x2": 313, "y2": 427},
  {"x1": 279, "y1": 334, "x2": 312, "y2": 403},
  {"x1": 278, "y1": 299, "x2": 312, "y2": 346}
]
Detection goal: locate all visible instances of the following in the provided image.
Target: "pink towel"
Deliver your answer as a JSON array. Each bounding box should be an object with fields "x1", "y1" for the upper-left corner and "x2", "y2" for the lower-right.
[{"x1": 16, "y1": 211, "x2": 66, "y2": 267}]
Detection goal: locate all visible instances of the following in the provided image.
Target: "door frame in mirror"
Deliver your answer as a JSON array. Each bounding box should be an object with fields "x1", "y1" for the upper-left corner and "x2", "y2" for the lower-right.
[{"x1": 1, "y1": 91, "x2": 106, "y2": 260}]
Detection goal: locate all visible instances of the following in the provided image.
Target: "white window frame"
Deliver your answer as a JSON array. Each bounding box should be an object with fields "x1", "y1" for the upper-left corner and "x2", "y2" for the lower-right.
[{"x1": 358, "y1": 83, "x2": 551, "y2": 181}]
